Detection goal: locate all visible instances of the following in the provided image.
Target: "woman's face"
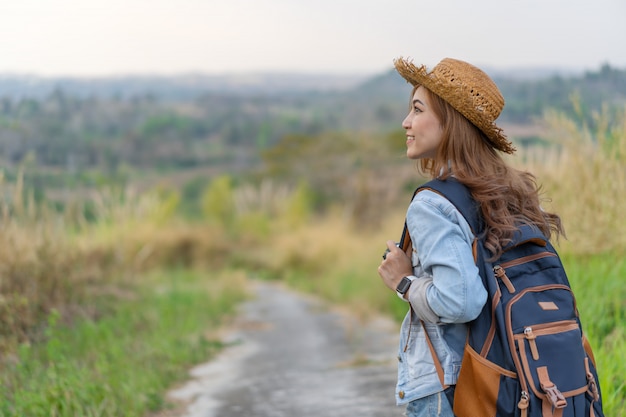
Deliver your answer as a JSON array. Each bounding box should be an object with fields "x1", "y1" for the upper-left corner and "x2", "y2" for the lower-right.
[{"x1": 402, "y1": 86, "x2": 443, "y2": 160}]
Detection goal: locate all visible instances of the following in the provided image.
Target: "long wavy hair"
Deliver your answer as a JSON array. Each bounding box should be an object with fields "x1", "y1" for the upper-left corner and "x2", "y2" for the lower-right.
[{"x1": 415, "y1": 87, "x2": 564, "y2": 259}]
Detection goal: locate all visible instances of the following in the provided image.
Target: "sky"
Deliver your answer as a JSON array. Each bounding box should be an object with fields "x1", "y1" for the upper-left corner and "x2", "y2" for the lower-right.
[{"x1": 0, "y1": 0, "x2": 624, "y2": 77}]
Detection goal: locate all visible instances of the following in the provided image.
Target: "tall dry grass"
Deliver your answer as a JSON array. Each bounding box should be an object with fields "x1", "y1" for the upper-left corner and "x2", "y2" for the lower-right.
[
  {"x1": 519, "y1": 104, "x2": 626, "y2": 255},
  {"x1": 0, "y1": 169, "x2": 90, "y2": 353},
  {"x1": 0, "y1": 176, "x2": 239, "y2": 358}
]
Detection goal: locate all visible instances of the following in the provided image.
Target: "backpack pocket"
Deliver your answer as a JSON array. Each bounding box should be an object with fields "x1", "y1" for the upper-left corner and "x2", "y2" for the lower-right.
[
  {"x1": 454, "y1": 343, "x2": 519, "y2": 417},
  {"x1": 513, "y1": 320, "x2": 592, "y2": 413}
]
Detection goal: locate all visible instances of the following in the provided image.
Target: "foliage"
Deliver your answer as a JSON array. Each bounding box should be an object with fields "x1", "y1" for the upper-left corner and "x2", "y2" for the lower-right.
[
  {"x1": 284, "y1": 181, "x2": 314, "y2": 228},
  {"x1": 261, "y1": 130, "x2": 418, "y2": 227},
  {"x1": 201, "y1": 175, "x2": 236, "y2": 227},
  {"x1": 0, "y1": 269, "x2": 245, "y2": 417},
  {"x1": 2, "y1": 63, "x2": 625, "y2": 205},
  {"x1": 496, "y1": 63, "x2": 626, "y2": 124}
]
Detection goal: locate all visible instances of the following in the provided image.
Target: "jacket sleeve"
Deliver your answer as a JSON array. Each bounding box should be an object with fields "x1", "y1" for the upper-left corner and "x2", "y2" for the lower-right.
[
  {"x1": 406, "y1": 190, "x2": 487, "y2": 324},
  {"x1": 407, "y1": 275, "x2": 440, "y2": 323}
]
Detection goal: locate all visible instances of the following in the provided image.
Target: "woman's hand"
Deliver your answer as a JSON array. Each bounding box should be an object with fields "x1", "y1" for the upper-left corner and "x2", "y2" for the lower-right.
[{"x1": 378, "y1": 240, "x2": 413, "y2": 292}]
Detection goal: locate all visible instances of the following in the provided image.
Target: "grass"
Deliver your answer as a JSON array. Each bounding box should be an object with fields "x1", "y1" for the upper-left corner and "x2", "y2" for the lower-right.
[
  {"x1": 561, "y1": 253, "x2": 626, "y2": 415},
  {"x1": 0, "y1": 268, "x2": 246, "y2": 417}
]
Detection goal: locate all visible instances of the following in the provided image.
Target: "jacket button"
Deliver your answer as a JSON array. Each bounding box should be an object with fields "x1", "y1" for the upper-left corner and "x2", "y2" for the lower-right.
[
  {"x1": 397, "y1": 355, "x2": 402, "y2": 362},
  {"x1": 398, "y1": 391, "x2": 405, "y2": 399}
]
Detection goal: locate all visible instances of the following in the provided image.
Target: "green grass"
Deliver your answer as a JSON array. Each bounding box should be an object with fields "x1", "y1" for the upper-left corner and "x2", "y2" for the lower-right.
[
  {"x1": 0, "y1": 268, "x2": 245, "y2": 417},
  {"x1": 561, "y1": 253, "x2": 626, "y2": 416}
]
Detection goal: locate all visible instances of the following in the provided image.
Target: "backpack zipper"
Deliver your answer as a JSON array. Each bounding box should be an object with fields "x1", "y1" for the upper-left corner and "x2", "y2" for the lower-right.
[
  {"x1": 523, "y1": 327, "x2": 540, "y2": 360},
  {"x1": 518, "y1": 391, "x2": 529, "y2": 417},
  {"x1": 493, "y1": 251, "x2": 557, "y2": 294},
  {"x1": 493, "y1": 265, "x2": 515, "y2": 293},
  {"x1": 521, "y1": 320, "x2": 579, "y2": 361}
]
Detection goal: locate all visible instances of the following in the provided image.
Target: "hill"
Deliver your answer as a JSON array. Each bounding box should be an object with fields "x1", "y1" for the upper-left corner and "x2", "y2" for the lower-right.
[
  {"x1": 0, "y1": 73, "x2": 371, "y2": 100},
  {"x1": 0, "y1": 63, "x2": 625, "y2": 206}
]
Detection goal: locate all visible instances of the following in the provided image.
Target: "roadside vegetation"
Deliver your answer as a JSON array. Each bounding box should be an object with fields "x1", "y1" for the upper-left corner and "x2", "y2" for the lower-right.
[
  {"x1": 2, "y1": 269, "x2": 243, "y2": 416},
  {"x1": 0, "y1": 177, "x2": 249, "y2": 416},
  {"x1": 0, "y1": 68, "x2": 625, "y2": 415}
]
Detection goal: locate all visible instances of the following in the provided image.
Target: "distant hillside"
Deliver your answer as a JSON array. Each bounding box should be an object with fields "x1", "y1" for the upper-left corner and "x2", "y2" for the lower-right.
[
  {"x1": 0, "y1": 73, "x2": 371, "y2": 100},
  {"x1": 1, "y1": 62, "x2": 625, "y2": 200},
  {"x1": 0, "y1": 64, "x2": 612, "y2": 102},
  {"x1": 495, "y1": 64, "x2": 626, "y2": 123}
]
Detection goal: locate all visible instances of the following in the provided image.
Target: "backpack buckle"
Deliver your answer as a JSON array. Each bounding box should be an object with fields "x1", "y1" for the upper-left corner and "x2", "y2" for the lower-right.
[
  {"x1": 542, "y1": 384, "x2": 567, "y2": 409},
  {"x1": 538, "y1": 366, "x2": 567, "y2": 409}
]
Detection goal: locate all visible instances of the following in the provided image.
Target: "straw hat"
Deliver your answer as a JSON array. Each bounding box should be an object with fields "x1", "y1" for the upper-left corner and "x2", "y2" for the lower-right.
[{"x1": 394, "y1": 57, "x2": 516, "y2": 154}]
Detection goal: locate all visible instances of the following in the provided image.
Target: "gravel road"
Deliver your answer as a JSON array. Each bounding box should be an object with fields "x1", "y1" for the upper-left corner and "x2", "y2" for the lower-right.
[{"x1": 168, "y1": 281, "x2": 405, "y2": 417}]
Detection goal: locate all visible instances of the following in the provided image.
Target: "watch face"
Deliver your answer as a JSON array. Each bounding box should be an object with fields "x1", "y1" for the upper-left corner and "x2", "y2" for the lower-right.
[{"x1": 396, "y1": 276, "x2": 412, "y2": 294}]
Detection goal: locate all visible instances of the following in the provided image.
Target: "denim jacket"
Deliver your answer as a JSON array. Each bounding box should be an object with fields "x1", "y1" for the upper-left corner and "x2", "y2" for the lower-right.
[{"x1": 395, "y1": 190, "x2": 487, "y2": 405}]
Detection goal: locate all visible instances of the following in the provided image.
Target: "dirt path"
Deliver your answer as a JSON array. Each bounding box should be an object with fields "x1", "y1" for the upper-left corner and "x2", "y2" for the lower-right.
[{"x1": 167, "y1": 281, "x2": 404, "y2": 417}]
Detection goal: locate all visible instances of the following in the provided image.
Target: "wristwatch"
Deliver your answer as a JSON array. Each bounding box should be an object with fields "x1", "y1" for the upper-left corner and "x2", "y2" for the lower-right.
[{"x1": 396, "y1": 276, "x2": 416, "y2": 300}]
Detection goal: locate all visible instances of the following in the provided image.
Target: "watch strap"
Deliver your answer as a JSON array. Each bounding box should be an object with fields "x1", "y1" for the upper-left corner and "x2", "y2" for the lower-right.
[{"x1": 396, "y1": 276, "x2": 416, "y2": 300}]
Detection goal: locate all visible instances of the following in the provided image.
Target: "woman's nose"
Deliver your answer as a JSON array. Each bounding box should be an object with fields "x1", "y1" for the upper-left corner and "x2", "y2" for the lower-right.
[{"x1": 402, "y1": 113, "x2": 411, "y2": 129}]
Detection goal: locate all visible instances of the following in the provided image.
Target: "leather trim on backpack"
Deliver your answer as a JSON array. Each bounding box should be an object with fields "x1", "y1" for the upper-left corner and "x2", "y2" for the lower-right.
[
  {"x1": 583, "y1": 334, "x2": 597, "y2": 367},
  {"x1": 454, "y1": 343, "x2": 517, "y2": 417}
]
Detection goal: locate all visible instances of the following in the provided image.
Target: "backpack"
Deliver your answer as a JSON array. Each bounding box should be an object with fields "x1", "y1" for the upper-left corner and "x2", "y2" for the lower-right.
[{"x1": 400, "y1": 178, "x2": 603, "y2": 417}]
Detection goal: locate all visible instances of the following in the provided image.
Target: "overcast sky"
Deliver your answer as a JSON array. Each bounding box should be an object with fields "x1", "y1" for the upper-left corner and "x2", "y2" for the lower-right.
[{"x1": 1, "y1": 0, "x2": 624, "y2": 77}]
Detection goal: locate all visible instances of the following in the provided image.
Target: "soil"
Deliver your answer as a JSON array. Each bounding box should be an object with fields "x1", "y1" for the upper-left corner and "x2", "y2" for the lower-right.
[{"x1": 166, "y1": 281, "x2": 405, "y2": 417}]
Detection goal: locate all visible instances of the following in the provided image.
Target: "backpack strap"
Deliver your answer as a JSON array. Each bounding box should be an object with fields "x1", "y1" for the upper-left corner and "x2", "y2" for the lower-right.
[
  {"x1": 400, "y1": 178, "x2": 483, "y2": 253},
  {"x1": 417, "y1": 178, "x2": 483, "y2": 235},
  {"x1": 420, "y1": 320, "x2": 448, "y2": 389}
]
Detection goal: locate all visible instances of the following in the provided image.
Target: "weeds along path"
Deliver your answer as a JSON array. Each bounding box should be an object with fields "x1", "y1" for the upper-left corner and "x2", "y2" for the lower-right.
[{"x1": 167, "y1": 281, "x2": 402, "y2": 417}]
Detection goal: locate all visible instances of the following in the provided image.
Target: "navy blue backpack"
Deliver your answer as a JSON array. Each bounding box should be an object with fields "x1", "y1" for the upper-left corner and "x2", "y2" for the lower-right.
[{"x1": 400, "y1": 178, "x2": 604, "y2": 417}]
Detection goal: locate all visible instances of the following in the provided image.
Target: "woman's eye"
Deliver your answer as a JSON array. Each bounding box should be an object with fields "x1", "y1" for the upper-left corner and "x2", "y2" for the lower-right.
[{"x1": 413, "y1": 107, "x2": 422, "y2": 113}]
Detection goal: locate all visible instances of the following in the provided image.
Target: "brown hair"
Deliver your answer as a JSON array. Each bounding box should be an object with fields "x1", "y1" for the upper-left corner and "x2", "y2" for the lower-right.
[{"x1": 415, "y1": 86, "x2": 564, "y2": 259}]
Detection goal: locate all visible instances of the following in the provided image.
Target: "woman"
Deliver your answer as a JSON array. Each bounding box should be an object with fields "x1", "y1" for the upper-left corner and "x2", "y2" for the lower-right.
[{"x1": 377, "y1": 57, "x2": 563, "y2": 417}]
